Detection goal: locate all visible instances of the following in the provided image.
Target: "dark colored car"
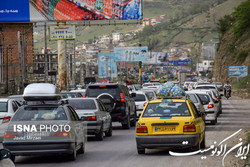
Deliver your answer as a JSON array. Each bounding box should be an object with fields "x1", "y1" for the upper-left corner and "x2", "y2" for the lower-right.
[{"x1": 85, "y1": 83, "x2": 136, "y2": 129}]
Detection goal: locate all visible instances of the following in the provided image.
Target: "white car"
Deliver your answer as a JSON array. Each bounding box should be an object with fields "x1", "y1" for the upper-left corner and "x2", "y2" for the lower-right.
[
  {"x1": 132, "y1": 92, "x2": 150, "y2": 118},
  {"x1": 140, "y1": 89, "x2": 157, "y2": 100},
  {"x1": 0, "y1": 149, "x2": 15, "y2": 167},
  {"x1": 183, "y1": 82, "x2": 191, "y2": 90},
  {"x1": 190, "y1": 91, "x2": 218, "y2": 125},
  {"x1": 185, "y1": 91, "x2": 205, "y2": 115},
  {"x1": 70, "y1": 89, "x2": 86, "y2": 96},
  {"x1": 0, "y1": 98, "x2": 20, "y2": 139}
]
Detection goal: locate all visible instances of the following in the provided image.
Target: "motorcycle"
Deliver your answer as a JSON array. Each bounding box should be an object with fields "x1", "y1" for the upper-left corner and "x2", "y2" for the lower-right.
[{"x1": 225, "y1": 87, "x2": 231, "y2": 99}]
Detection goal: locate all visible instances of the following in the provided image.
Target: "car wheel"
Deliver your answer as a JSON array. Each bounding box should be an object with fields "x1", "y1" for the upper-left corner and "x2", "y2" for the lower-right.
[
  {"x1": 211, "y1": 118, "x2": 217, "y2": 125},
  {"x1": 78, "y1": 143, "x2": 85, "y2": 154},
  {"x1": 96, "y1": 125, "x2": 104, "y2": 141},
  {"x1": 137, "y1": 148, "x2": 145, "y2": 154},
  {"x1": 122, "y1": 116, "x2": 131, "y2": 129},
  {"x1": 201, "y1": 133, "x2": 206, "y2": 149},
  {"x1": 130, "y1": 110, "x2": 137, "y2": 127},
  {"x1": 105, "y1": 123, "x2": 112, "y2": 137},
  {"x1": 10, "y1": 155, "x2": 15, "y2": 162},
  {"x1": 69, "y1": 146, "x2": 77, "y2": 161},
  {"x1": 192, "y1": 138, "x2": 201, "y2": 151}
]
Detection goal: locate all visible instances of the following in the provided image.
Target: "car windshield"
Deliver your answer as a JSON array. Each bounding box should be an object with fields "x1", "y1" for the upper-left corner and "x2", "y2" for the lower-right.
[
  {"x1": 68, "y1": 99, "x2": 97, "y2": 110},
  {"x1": 86, "y1": 85, "x2": 120, "y2": 97},
  {"x1": 61, "y1": 93, "x2": 78, "y2": 98},
  {"x1": 133, "y1": 94, "x2": 146, "y2": 101},
  {"x1": 197, "y1": 94, "x2": 210, "y2": 103},
  {"x1": 142, "y1": 102, "x2": 191, "y2": 117},
  {"x1": 0, "y1": 102, "x2": 7, "y2": 112},
  {"x1": 196, "y1": 86, "x2": 216, "y2": 89},
  {"x1": 134, "y1": 85, "x2": 142, "y2": 90},
  {"x1": 12, "y1": 106, "x2": 68, "y2": 121},
  {"x1": 187, "y1": 94, "x2": 198, "y2": 103},
  {"x1": 145, "y1": 92, "x2": 155, "y2": 99}
]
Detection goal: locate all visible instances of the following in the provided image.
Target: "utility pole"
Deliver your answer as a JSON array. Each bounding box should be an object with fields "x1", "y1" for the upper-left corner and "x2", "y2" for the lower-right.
[
  {"x1": 17, "y1": 31, "x2": 23, "y2": 93},
  {"x1": 58, "y1": 37, "x2": 67, "y2": 90},
  {"x1": 22, "y1": 27, "x2": 27, "y2": 84},
  {"x1": 44, "y1": 24, "x2": 48, "y2": 83},
  {"x1": 105, "y1": 56, "x2": 109, "y2": 80},
  {"x1": 73, "y1": 40, "x2": 76, "y2": 85}
]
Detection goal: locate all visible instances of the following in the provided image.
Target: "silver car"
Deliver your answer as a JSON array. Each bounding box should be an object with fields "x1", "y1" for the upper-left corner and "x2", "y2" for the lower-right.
[
  {"x1": 192, "y1": 91, "x2": 218, "y2": 125},
  {"x1": 185, "y1": 92, "x2": 205, "y2": 120},
  {"x1": 67, "y1": 98, "x2": 112, "y2": 141},
  {"x1": 132, "y1": 92, "x2": 150, "y2": 118}
]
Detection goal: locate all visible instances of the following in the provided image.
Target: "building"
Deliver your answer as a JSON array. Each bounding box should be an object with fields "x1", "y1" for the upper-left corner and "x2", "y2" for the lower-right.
[
  {"x1": 201, "y1": 42, "x2": 216, "y2": 60},
  {"x1": 112, "y1": 33, "x2": 123, "y2": 44},
  {"x1": 202, "y1": 60, "x2": 214, "y2": 72}
]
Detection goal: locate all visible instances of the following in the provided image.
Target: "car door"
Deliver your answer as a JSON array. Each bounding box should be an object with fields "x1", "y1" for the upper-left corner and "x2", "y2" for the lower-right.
[
  {"x1": 96, "y1": 100, "x2": 109, "y2": 131},
  {"x1": 123, "y1": 85, "x2": 135, "y2": 116},
  {"x1": 67, "y1": 106, "x2": 83, "y2": 146},
  {"x1": 100, "y1": 101, "x2": 112, "y2": 129}
]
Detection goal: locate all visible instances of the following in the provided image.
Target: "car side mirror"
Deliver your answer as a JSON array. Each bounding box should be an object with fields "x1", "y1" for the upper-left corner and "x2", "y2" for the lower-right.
[
  {"x1": 131, "y1": 93, "x2": 136, "y2": 97},
  {"x1": 0, "y1": 149, "x2": 11, "y2": 160}
]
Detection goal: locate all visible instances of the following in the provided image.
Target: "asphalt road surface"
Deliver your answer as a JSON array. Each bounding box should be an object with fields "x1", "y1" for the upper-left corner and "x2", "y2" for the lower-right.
[{"x1": 10, "y1": 97, "x2": 250, "y2": 167}]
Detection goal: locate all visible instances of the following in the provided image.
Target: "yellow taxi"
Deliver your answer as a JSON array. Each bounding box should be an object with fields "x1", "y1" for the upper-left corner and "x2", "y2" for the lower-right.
[{"x1": 136, "y1": 98, "x2": 206, "y2": 154}]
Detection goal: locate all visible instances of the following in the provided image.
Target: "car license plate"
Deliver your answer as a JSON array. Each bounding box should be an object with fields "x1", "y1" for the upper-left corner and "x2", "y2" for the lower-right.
[
  {"x1": 155, "y1": 126, "x2": 176, "y2": 132},
  {"x1": 25, "y1": 131, "x2": 50, "y2": 137}
]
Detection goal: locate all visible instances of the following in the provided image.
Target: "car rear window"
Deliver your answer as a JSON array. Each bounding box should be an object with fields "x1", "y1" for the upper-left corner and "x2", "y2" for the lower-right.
[
  {"x1": 133, "y1": 94, "x2": 146, "y2": 102},
  {"x1": 142, "y1": 102, "x2": 190, "y2": 117},
  {"x1": 197, "y1": 94, "x2": 210, "y2": 103},
  {"x1": 86, "y1": 85, "x2": 120, "y2": 97},
  {"x1": 196, "y1": 86, "x2": 216, "y2": 89},
  {"x1": 145, "y1": 92, "x2": 154, "y2": 99},
  {"x1": 68, "y1": 99, "x2": 97, "y2": 110},
  {"x1": 187, "y1": 94, "x2": 198, "y2": 103},
  {"x1": 0, "y1": 102, "x2": 7, "y2": 112},
  {"x1": 12, "y1": 106, "x2": 68, "y2": 121}
]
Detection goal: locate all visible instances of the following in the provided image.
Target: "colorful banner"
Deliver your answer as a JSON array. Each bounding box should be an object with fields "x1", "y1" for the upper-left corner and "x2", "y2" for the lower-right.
[
  {"x1": 168, "y1": 60, "x2": 191, "y2": 66},
  {"x1": 114, "y1": 46, "x2": 148, "y2": 62},
  {"x1": 143, "y1": 52, "x2": 169, "y2": 65},
  {"x1": 0, "y1": 0, "x2": 142, "y2": 22},
  {"x1": 98, "y1": 53, "x2": 117, "y2": 78},
  {"x1": 229, "y1": 65, "x2": 248, "y2": 77}
]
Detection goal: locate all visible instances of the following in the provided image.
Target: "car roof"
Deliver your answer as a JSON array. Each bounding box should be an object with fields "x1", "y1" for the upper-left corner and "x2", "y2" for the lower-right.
[
  {"x1": 23, "y1": 103, "x2": 62, "y2": 107},
  {"x1": 196, "y1": 84, "x2": 216, "y2": 87},
  {"x1": 67, "y1": 97, "x2": 96, "y2": 100},
  {"x1": 8, "y1": 95, "x2": 23, "y2": 98},
  {"x1": 133, "y1": 91, "x2": 146, "y2": 95},
  {"x1": 0, "y1": 98, "x2": 9, "y2": 102}
]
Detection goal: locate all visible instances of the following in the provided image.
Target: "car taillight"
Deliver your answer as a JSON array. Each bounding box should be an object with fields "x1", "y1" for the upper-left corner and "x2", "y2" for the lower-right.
[
  {"x1": 4, "y1": 132, "x2": 18, "y2": 138},
  {"x1": 143, "y1": 102, "x2": 147, "y2": 106},
  {"x1": 216, "y1": 97, "x2": 220, "y2": 100},
  {"x1": 54, "y1": 131, "x2": 69, "y2": 137},
  {"x1": 87, "y1": 116, "x2": 96, "y2": 121},
  {"x1": 136, "y1": 126, "x2": 148, "y2": 133},
  {"x1": 120, "y1": 93, "x2": 125, "y2": 102},
  {"x1": 208, "y1": 104, "x2": 214, "y2": 108},
  {"x1": 183, "y1": 125, "x2": 196, "y2": 132},
  {"x1": 117, "y1": 115, "x2": 121, "y2": 118},
  {"x1": 83, "y1": 94, "x2": 86, "y2": 98},
  {"x1": 2, "y1": 116, "x2": 11, "y2": 124}
]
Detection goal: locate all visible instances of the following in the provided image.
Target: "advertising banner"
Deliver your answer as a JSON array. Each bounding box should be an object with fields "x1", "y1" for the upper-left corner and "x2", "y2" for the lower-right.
[
  {"x1": 167, "y1": 60, "x2": 190, "y2": 66},
  {"x1": 49, "y1": 26, "x2": 76, "y2": 40},
  {"x1": 0, "y1": 0, "x2": 142, "y2": 22},
  {"x1": 229, "y1": 65, "x2": 248, "y2": 77},
  {"x1": 114, "y1": 46, "x2": 148, "y2": 62},
  {"x1": 143, "y1": 52, "x2": 169, "y2": 65},
  {"x1": 98, "y1": 53, "x2": 117, "y2": 78}
]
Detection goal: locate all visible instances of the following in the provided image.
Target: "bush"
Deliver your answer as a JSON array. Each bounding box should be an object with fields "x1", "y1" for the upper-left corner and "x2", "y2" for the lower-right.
[
  {"x1": 217, "y1": 15, "x2": 235, "y2": 35},
  {"x1": 235, "y1": 49, "x2": 249, "y2": 63}
]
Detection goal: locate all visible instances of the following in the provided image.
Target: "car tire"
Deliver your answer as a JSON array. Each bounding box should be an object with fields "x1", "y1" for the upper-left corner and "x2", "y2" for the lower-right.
[
  {"x1": 211, "y1": 118, "x2": 217, "y2": 125},
  {"x1": 69, "y1": 146, "x2": 77, "y2": 161},
  {"x1": 137, "y1": 148, "x2": 145, "y2": 154},
  {"x1": 130, "y1": 110, "x2": 137, "y2": 127},
  {"x1": 193, "y1": 138, "x2": 201, "y2": 151},
  {"x1": 201, "y1": 133, "x2": 206, "y2": 149},
  {"x1": 105, "y1": 123, "x2": 112, "y2": 137},
  {"x1": 96, "y1": 125, "x2": 104, "y2": 141},
  {"x1": 10, "y1": 155, "x2": 15, "y2": 162},
  {"x1": 122, "y1": 116, "x2": 131, "y2": 129},
  {"x1": 78, "y1": 143, "x2": 85, "y2": 154}
]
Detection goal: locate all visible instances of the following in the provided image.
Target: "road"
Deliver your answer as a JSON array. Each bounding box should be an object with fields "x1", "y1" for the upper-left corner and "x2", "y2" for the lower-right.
[{"x1": 10, "y1": 97, "x2": 250, "y2": 167}]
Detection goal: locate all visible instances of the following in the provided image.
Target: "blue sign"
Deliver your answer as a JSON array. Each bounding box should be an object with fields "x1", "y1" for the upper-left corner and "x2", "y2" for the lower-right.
[
  {"x1": 168, "y1": 60, "x2": 190, "y2": 66},
  {"x1": 98, "y1": 53, "x2": 117, "y2": 78},
  {"x1": 0, "y1": 0, "x2": 30, "y2": 22},
  {"x1": 229, "y1": 65, "x2": 248, "y2": 77},
  {"x1": 114, "y1": 47, "x2": 148, "y2": 62}
]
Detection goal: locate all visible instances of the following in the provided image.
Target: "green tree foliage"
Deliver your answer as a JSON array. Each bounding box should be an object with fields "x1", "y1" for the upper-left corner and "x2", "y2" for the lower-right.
[
  {"x1": 217, "y1": 15, "x2": 234, "y2": 35},
  {"x1": 232, "y1": 0, "x2": 250, "y2": 37}
]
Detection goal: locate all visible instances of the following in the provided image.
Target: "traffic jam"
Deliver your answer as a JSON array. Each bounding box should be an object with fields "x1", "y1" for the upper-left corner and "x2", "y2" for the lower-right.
[{"x1": 0, "y1": 80, "x2": 225, "y2": 162}]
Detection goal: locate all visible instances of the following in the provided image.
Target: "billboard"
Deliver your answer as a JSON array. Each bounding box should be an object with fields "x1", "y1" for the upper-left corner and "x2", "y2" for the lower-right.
[
  {"x1": 50, "y1": 26, "x2": 76, "y2": 40},
  {"x1": 0, "y1": 0, "x2": 142, "y2": 22},
  {"x1": 114, "y1": 46, "x2": 148, "y2": 62},
  {"x1": 98, "y1": 53, "x2": 117, "y2": 78},
  {"x1": 229, "y1": 65, "x2": 248, "y2": 77},
  {"x1": 167, "y1": 60, "x2": 191, "y2": 66},
  {"x1": 143, "y1": 52, "x2": 169, "y2": 65}
]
